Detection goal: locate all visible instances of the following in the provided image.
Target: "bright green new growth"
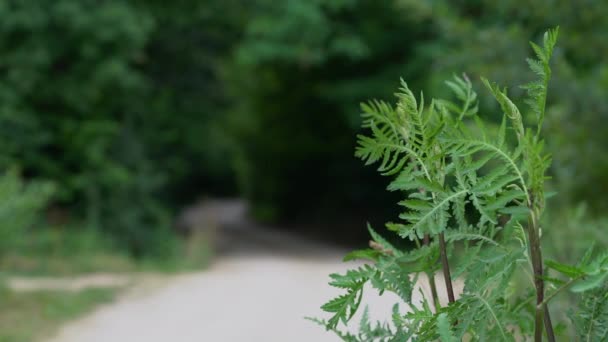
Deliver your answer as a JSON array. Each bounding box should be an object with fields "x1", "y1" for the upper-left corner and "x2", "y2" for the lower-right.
[{"x1": 312, "y1": 28, "x2": 608, "y2": 341}]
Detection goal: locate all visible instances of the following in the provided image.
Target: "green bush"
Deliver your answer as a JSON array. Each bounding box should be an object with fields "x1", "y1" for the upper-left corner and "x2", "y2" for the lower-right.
[
  {"x1": 0, "y1": 169, "x2": 53, "y2": 258},
  {"x1": 0, "y1": 1, "x2": 243, "y2": 256},
  {"x1": 0, "y1": 1, "x2": 167, "y2": 256},
  {"x1": 0, "y1": 287, "x2": 118, "y2": 342}
]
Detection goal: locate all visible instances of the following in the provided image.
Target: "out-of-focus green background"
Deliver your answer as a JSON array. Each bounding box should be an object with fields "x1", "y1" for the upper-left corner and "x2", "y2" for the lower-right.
[
  {"x1": 1, "y1": 0, "x2": 607, "y2": 262},
  {"x1": 0, "y1": 1, "x2": 606, "y2": 339},
  {"x1": 1, "y1": 0, "x2": 607, "y2": 263}
]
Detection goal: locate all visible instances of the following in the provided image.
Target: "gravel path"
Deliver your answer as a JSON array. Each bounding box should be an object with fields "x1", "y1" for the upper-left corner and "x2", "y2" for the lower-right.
[
  {"x1": 45, "y1": 199, "x2": 459, "y2": 342},
  {"x1": 46, "y1": 256, "x2": 368, "y2": 342}
]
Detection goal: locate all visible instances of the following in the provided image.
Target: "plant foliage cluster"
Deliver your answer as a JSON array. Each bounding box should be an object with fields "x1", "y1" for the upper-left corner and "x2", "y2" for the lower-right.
[{"x1": 314, "y1": 29, "x2": 608, "y2": 341}]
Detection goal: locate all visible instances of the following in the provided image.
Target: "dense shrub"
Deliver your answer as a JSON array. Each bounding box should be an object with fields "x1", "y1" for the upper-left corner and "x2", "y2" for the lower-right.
[
  {"x1": 0, "y1": 169, "x2": 53, "y2": 258},
  {"x1": 0, "y1": 1, "x2": 243, "y2": 256}
]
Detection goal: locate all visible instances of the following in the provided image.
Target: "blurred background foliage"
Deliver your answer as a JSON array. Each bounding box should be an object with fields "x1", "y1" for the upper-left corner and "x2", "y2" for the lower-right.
[{"x1": 0, "y1": 0, "x2": 605, "y2": 259}]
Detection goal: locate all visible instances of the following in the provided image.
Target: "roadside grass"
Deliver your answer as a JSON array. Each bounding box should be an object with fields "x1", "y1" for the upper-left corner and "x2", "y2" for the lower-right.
[
  {"x1": 1, "y1": 252, "x2": 136, "y2": 277},
  {"x1": 1, "y1": 225, "x2": 212, "y2": 276},
  {"x1": 0, "y1": 226, "x2": 212, "y2": 342},
  {"x1": 0, "y1": 228, "x2": 128, "y2": 342},
  {"x1": 140, "y1": 228, "x2": 214, "y2": 273},
  {"x1": 0, "y1": 286, "x2": 119, "y2": 342},
  {"x1": 1, "y1": 228, "x2": 136, "y2": 276},
  {"x1": 0, "y1": 171, "x2": 213, "y2": 342}
]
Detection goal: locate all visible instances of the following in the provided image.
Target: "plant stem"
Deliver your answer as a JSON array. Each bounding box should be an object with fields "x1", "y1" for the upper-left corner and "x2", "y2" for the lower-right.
[
  {"x1": 539, "y1": 270, "x2": 578, "y2": 342},
  {"x1": 527, "y1": 210, "x2": 554, "y2": 342},
  {"x1": 544, "y1": 305, "x2": 556, "y2": 342},
  {"x1": 438, "y1": 232, "x2": 455, "y2": 303},
  {"x1": 529, "y1": 238, "x2": 544, "y2": 342},
  {"x1": 423, "y1": 233, "x2": 440, "y2": 310}
]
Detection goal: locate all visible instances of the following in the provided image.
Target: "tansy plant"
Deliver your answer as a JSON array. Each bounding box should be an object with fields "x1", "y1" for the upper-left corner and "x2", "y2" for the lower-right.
[{"x1": 311, "y1": 27, "x2": 608, "y2": 341}]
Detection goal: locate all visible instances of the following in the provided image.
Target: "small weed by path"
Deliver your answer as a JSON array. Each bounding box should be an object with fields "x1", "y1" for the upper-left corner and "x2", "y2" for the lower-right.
[{"x1": 0, "y1": 286, "x2": 118, "y2": 342}]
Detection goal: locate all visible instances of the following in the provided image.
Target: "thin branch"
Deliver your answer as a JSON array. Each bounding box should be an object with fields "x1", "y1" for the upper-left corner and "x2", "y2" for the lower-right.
[{"x1": 538, "y1": 273, "x2": 585, "y2": 309}]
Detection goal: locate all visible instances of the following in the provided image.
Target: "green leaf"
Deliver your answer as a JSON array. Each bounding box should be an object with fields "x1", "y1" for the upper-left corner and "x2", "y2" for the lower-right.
[
  {"x1": 329, "y1": 267, "x2": 370, "y2": 288},
  {"x1": 437, "y1": 313, "x2": 457, "y2": 342},
  {"x1": 571, "y1": 272, "x2": 608, "y2": 293},
  {"x1": 444, "y1": 231, "x2": 499, "y2": 246},
  {"x1": 570, "y1": 281, "x2": 608, "y2": 341},
  {"x1": 498, "y1": 206, "x2": 529, "y2": 217},
  {"x1": 343, "y1": 249, "x2": 380, "y2": 262},
  {"x1": 485, "y1": 190, "x2": 526, "y2": 211},
  {"x1": 578, "y1": 243, "x2": 596, "y2": 267},
  {"x1": 399, "y1": 199, "x2": 433, "y2": 211},
  {"x1": 321, "y1": 282, "x2": 365, "y2": 328},
  {"x1": 461, "y1": 152, "x2": 495, "y2": 174},
  {"x1": 545, "y1": 259, "x2": 585, "y2": 278},
  {"x1": 541, "y1": 275, "x2": 566, "y2": 286}
]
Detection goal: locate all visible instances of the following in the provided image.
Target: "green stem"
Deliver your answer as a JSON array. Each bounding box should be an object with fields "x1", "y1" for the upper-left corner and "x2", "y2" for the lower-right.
[
  {"x1": 438, "y1": 232, "x2": 455, "y2": 303},
  {"x1": 544, "y1": 305, "x2": 556, "y2": 342},
  {"x1": 423, "y1": 234, "x2": 440, "y2": 311},
  {"x1": 527, "y1": 209, "x2": 555, "y2": 342}
]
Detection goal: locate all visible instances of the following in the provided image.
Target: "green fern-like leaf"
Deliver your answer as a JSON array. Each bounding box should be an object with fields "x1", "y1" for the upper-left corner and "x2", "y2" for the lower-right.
[
  {"x1": 313, "y1": 27, "x2": 581, "y2": 342},
  {"x1": 321, "y1": 283, "x2": 366, "y2": 329},
  {"x1": 437, "y1": 313, "x2": 457, "y2": 342},
  {"x1": 521, "y1": 27, "x2": 559, "y2": 136},
  {"x1": 570, "y1": 282, "x2": 608, "y2": 342}
]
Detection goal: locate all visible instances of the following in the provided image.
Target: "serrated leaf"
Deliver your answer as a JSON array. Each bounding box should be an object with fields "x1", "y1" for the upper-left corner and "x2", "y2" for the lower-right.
[
  {"x1": 329, "y1": 268, "x2": 370, "y2": 288},
  {"x1": 321, "y1": 282, "x2": 365, "y2": 328},
  {"x1": 545, "y1": 259, "x2": 585, "y2": 278},
  {"x1": 399, "y1": 199, "x2": 433, "y2": 211},
  {"x1": 417, "y1": 178, "x2": 446, "y2": 194},
  {"x1": 578, "y1": 243, "x2": 596, "y2": 267},
  {"x1": 499, "y1": 206, "x2": 529, "y2": 217},
  {"x1": 343, "y1": 249, "x2": 380, "y2": 262},
  {"x1": 485, "y1": 190, "x2": 526, "y2": 211},
  {"x1": 437, "y1": 313, "x2": 457, "y2": 342},
  {"x1": 461, "y1": 152, "x2": 495, "y2": 174},
  {"x1": 571, "y1": 272, "x2": 608, "y2": 293}
]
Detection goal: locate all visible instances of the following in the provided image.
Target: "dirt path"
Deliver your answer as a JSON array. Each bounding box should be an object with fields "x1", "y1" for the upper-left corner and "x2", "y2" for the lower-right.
[
  {"x1": 7, "y1": 274, "x2": 133, "y2": 292},
  {"x1": 46, "y1": 256, "x2": 359, "y2": 342},
  {"x1": 45, "y1": 199, "x2": 459, "y2": 342}
]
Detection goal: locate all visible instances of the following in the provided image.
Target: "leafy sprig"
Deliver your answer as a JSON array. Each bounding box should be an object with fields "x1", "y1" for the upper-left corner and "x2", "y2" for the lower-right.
[{"x1": 314, "y1": 27, "x2": 607, "y2": 342}]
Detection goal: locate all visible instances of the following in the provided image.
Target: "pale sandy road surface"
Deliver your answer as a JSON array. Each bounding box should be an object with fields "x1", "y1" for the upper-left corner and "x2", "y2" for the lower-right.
[
  {"x1": 45, "y1": 200, "x2": 458, "y2": 342},
  {"x1": 46, "y1": 255, "x2": 397, "y2": 342}
]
